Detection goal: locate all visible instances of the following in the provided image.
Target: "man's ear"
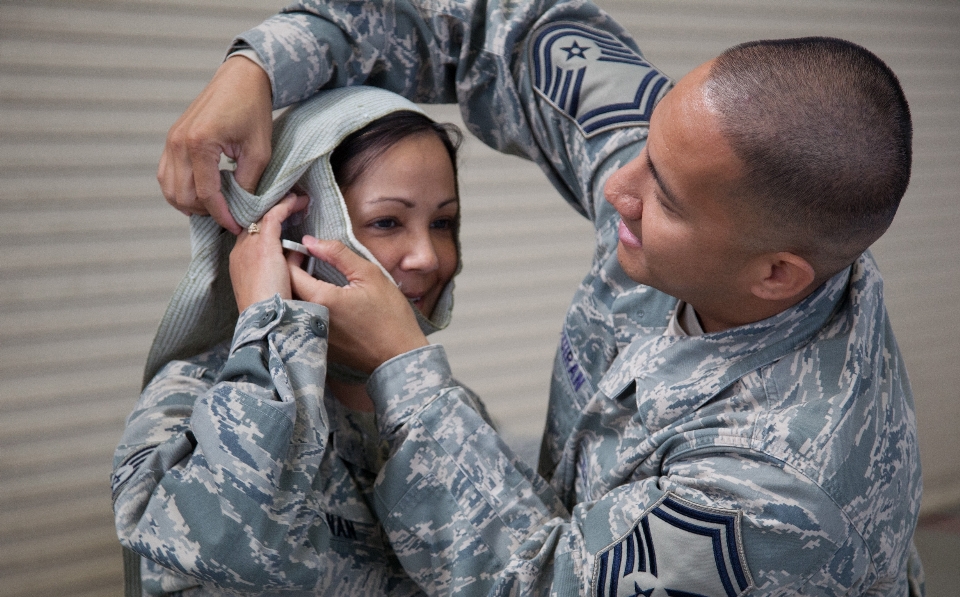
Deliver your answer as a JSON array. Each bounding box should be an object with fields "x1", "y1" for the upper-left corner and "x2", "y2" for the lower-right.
[{"x1": 749, "y1": 251, "x2": 816, "y2": 302}]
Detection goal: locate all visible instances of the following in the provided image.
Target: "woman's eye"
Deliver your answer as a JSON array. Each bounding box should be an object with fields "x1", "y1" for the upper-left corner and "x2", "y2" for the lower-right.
[
  {"x1": 371, "y1": 218, "x2": 398, "y2": 230},
  {"x1": 431, "y1": 217, "x2": 455, "y2": 230}
]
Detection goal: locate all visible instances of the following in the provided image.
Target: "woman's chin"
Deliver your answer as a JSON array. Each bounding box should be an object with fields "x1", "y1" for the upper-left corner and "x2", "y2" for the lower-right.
[{"x1": 412, "y1": 296, "x2": 436, "y2": 319}]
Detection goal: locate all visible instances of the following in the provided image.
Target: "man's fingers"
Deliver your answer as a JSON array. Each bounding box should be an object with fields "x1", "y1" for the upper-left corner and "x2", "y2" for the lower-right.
[
  {"x1": 156, "y1": 55, "x2": 273, "y2": 233},
  {"x1": 187, "y1": 127, "x2": 247, "y2": 233},
  {"x1": 168, "y1": 127, "x2": 207, "y2": 217},
  {"x1": 233, "y1": 141, "x2": 272, "y2": 195},
  {"x1": 157, "y1": 151, "x2": 174, "y2": 206},
  {"x1": 204, "y1": 193, "x2": 241, "y2": 234},
  {"x1": 158, "y1": 112, "x2": 189, "y2": 208}
]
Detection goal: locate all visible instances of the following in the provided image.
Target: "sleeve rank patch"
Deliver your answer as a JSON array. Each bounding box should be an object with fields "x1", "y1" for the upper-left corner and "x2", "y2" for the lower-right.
[
  {"x1": 531, "y1": 23, "x2": 672, "y2": 137},
  {"x1": 111, "y1": 444, "x2": 157, "y2": 501},
  {"x1": 593, "y1": 493, "x2": 753, "y2": 597}
]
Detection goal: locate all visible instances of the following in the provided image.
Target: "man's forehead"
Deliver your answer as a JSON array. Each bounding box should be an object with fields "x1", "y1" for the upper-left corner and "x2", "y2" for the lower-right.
[{"x1": 644, "y1": 76, "x2": 747, "y2": 221}]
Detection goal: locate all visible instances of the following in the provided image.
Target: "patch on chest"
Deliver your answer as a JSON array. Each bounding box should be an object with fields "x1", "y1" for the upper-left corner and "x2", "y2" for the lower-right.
[
  {"x1": 531, "y1": 22, "x2": 671, "y2": 137},
  {"x1": 560, "y1": 329, "x2": 589, "y2": 394},
  {"x1": 324, "y1": 512, "x2": 360, "y2": 540},
  {"x1": 593, "y1": 493, "x2": 753, "y2": 597}
]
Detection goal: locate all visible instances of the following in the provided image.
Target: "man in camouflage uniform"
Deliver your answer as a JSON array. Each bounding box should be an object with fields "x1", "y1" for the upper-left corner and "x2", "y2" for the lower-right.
[{"x1": 151, "y1": 0, "x2": 924, "y2": 595}]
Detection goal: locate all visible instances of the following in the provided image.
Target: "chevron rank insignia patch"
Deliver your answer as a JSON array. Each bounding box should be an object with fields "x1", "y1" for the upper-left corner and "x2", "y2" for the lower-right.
[
  {"x1": 111, "y1": 444, "x2": 157, "y2": 501},
  {"x1": 531, "y1": 22, "x2": 672, "y2": 137},
  {"x1": 593, "y1": 493, "x2": 753, "y2": 597}
]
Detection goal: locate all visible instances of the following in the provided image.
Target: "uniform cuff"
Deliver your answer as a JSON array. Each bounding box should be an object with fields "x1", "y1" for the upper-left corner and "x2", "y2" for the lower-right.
[
  {"x1": 227, "y1": 47, "x2": 266, "y2": 70},
  {"x1": 232, "y1": 295, "x2": 328, "y2": 351},
  {"x1": 367, "y1": 344, "x2": 454, "y2": 441}
]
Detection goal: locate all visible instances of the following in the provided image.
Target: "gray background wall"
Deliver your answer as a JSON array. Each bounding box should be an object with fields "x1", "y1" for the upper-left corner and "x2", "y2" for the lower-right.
[{"x1": 1, "y1": 1, "x2": 957, "y2": 595}]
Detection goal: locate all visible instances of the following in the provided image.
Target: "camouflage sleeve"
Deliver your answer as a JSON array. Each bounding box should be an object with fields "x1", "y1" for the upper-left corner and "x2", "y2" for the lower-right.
[
  {"x1": 234, "y1": 0, "x2": 670, "y2": 222},
  {"x1": 367, "y1": 347, "x2": 873, "y2": 596},
  {"x1": 111, "y1": 295, "x2": 334, "y2": 591}
]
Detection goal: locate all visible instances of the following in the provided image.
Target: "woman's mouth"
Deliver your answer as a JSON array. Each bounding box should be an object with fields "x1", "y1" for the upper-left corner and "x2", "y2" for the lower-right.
[
  {"x1": 404, "y1": 292, "x2": 427, "y2": 309},
  {"x1": 407, "y1": 293, "x2": 435, "y2": 317},
  {"x1": 618, "y1": 219, "x2": 642, "y2": 248}
]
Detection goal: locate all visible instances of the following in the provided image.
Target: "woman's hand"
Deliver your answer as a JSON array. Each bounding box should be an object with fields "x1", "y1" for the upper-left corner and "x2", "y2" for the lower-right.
[
  {"x1": 230, "y1": 193, "x2": 309, "y2": 313},
  {"x1": 290, "y1": 237, "x2": 429, "y2": 374}
]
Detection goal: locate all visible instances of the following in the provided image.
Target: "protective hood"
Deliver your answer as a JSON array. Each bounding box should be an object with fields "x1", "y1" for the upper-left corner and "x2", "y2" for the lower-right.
[{"x1": 143, "y1": 87, "x2": 458, "y2": 386}]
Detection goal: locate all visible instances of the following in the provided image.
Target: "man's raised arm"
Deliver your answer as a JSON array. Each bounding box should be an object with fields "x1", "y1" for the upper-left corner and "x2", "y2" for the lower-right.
[{"x1": 159, "y1": 0, "x2": 666, "y2": 228}]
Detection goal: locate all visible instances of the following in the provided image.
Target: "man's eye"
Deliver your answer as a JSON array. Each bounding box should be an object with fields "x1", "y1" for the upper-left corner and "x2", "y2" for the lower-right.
[
  {"x1": 654, "y1": 192, "x2": 674, "y2": 215},
  {"x1": 431, "y1": 218, "x2": 455, "y2": 230},
  {"x1": 371, "y1": 218, "x2": 398, "y2": 230}
]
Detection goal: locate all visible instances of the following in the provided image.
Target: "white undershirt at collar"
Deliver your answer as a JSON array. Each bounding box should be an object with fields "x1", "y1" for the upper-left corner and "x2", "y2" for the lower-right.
[{"x1": 665, "y1": 301, "x2": 704, "y2": 337}]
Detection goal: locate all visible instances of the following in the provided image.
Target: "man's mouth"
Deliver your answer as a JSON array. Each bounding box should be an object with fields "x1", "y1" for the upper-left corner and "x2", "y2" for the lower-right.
[{"x1": 618, "y1": 219, "x2": 642, "y2": 248}]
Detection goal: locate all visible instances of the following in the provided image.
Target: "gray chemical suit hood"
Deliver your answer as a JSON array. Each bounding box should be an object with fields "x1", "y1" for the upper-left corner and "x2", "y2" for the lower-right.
[{"x1": 143, "y1": 87, "x2": 458, "y2": 386}]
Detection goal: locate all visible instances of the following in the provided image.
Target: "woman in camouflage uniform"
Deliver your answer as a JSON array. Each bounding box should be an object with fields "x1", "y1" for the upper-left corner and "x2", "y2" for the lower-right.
[{"x1": 113, "y1": 88, "x2": 489, "y2": 596}]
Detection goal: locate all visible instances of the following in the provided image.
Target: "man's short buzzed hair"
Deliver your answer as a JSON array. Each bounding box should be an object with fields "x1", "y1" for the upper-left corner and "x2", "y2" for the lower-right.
[{"x1": 706, "y1": 37, "x2": 912, "y2": 275}]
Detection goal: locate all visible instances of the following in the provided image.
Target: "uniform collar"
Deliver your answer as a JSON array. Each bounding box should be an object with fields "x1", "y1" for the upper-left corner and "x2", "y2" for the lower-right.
[{"x1": 599, "y1": 257, "x2": 856, "y2": 416}]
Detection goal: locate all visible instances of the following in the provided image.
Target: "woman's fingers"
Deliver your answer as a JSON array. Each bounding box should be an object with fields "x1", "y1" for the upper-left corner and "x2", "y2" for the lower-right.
[
  {"x1": 230, "y1": 193, "x2": 309, "y2": 312},
  {"x1": 301, "y1": 238, "x2": 380, "y2": 283},
  {"x1": 286, "y1": 245, "x2": 306, "y2": 269},
  {"x1": 291, "y1": 238, "x2": 428, "y2": 373},
  {"x1": 255, "y1": 193, "x2": 310, "y2": 235},
  {"x1": 288, "y1": 255, "x2": 325, "y2": 298}
]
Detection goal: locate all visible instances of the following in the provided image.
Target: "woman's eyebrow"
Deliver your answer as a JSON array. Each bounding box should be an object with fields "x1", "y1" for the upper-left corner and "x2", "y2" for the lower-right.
[
  {"x1": 369, "y1": 197, "x2": 416, "y2": 207},
  {"x1": 368, "y1": 197, "x2": 459, "y2": 208},
  {"x1": 646, "y1": 151, "x2": 682, "y2": 210}
]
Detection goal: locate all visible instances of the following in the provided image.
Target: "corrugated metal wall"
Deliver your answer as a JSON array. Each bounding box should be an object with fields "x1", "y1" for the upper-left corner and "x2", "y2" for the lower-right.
[
  {"x1": 0, "y1": 1, "x2": 956, "y2": 595},
  {"x1": 1, "y1": 3, "x2": 285, "y2": 594}
]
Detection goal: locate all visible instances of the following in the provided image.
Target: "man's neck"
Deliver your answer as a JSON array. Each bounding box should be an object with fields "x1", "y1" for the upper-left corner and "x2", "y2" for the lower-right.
[{"x1": 693, "y1": 287, "x2": 820, "y2": 334}]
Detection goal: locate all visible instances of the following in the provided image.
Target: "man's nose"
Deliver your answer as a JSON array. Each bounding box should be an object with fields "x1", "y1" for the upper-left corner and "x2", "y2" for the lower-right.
[
  {"x1": 603, "y1": 171, "x2": 643, "y2": 219},
  {"x1": 604, "y1": 163, "x2": 643, "y2": 218}
]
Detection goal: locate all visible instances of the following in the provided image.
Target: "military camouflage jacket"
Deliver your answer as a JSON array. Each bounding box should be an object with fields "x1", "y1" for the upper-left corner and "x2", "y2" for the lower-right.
[
  {"x1": 188, "y1": 0, "x2": 919, "y2": 595},
  {"x1": 113, "y1": 297, "x2": 434, "y2": 595}
]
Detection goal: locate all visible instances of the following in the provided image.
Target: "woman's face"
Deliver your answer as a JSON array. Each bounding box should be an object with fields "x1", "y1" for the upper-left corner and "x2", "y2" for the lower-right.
[{"x1": 342, "y1": 132, "x2": 459, "y2": 318}]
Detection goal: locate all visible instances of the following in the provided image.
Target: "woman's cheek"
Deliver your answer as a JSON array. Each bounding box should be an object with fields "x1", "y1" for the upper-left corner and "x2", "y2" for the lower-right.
[{"x1": 438, "y1": 236, "x2": 459, "y2": 279}]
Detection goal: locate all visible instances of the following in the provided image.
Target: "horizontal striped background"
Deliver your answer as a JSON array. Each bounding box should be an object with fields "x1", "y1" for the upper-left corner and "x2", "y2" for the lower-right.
[{"x1": 1, "y1": 1, "x2": 957, "y2": 594}]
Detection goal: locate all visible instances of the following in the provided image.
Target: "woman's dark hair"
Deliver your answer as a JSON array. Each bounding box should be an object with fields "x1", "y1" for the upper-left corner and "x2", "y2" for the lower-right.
[{"x1": 330, "y1": 110, "x2": 463, "y2": 193}]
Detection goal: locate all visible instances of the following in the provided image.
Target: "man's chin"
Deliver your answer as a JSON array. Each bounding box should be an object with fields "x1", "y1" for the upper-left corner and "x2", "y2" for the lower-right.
[{"x1": 615, "y1": 246, "x2": 650, "y2": 285}]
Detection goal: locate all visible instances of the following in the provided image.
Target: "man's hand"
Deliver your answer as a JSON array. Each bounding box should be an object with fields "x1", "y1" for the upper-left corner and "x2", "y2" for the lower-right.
[
  {"x1": 158, "y1": 55, "x2": 274, "y2": 234},
  {"x1": 290, "y1": 238, "x2": 429, "y2": 374}
]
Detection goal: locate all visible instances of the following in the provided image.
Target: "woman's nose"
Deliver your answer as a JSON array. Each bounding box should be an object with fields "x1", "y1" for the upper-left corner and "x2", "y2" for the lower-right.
[{"x1": 400, "y1": 232, "x2": 441, "y2": 272}]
